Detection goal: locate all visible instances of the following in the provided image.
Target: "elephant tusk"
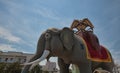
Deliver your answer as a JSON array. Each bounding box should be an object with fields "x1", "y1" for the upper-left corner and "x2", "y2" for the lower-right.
[{"x1": 21, "y1": 50, "x2": 50, "y2": 65}]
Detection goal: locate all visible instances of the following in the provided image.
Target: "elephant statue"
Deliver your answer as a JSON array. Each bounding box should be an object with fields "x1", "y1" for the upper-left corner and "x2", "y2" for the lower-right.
[{"x1": 21, "y1": 27, "x2": 114, "y2": 73}]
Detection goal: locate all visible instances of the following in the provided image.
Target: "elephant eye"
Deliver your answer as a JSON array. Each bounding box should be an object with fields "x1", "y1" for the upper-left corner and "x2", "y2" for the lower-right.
[{"x1": 45, "y1": 33, "x2": 51, "y2": 39}]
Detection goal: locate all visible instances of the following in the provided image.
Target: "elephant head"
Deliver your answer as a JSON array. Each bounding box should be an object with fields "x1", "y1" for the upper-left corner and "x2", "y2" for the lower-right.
[{"x1": 21, "y1": 27, "x2": 74, "y2": 73}]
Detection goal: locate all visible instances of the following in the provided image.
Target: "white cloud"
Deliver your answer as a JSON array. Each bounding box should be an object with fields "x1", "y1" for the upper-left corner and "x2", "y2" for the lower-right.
[
  {"x1": 113, "y1": 55, "x2": 120, "y2": 65},
  {"x1": 1, "y1": 0, "x2": 60, "y2": 20},
  {"x1": 110, "y1": 50, "x2": 120, "y2": 65},
  {"x1": 0, "y1": 44, "x2": 17, "y2": 52},
  {"x1": 0, "y1": 27, "x2": 21, "y2": 43},
  {"x1": 33, "y1": 7, "x2": 60, "y2": 20}
]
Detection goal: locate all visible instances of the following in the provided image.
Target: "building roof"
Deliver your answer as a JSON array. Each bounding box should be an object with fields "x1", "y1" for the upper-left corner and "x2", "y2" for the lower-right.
[{"x1": 0, "y1": 51, "x2": 34, "y2": 57}]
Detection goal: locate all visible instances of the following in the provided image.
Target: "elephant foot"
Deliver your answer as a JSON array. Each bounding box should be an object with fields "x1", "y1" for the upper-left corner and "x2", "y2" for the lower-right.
[{"x1": 93, "y1": 68, "x2": 110, "y2": 73}]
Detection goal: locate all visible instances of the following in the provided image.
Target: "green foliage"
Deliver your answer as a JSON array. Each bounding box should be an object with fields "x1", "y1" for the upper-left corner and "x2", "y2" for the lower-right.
[
  {"x1": 29, "y1": 65, "x2": 42, "y2": 73},
  {"x1": 43, "y1": 71, "x2": 49, "y2": 73},
  {"x1": 6, "y1": 62, "x2": 22, "y2": 73},
  {"x1": 0, "y1": 62, "x2": 6, "y2": 73},
  {"x1": 0, "y1": 62, "x2": 22, "y2": 73},
  {"x1": 0, "y1": 62, "x2": 47, "y2": 73}
]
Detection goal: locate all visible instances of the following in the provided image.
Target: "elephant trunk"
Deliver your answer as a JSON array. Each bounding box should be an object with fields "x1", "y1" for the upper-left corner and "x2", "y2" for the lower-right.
[
  {"x1": 21, "y1": 33, "x2": 46, "y2": 73},
  {"x1": 22, "y1": 50, "x2": 50, "y2": 65},
  {"x1": 21, "y1": 32, "x2": 52, "y2": 73}
]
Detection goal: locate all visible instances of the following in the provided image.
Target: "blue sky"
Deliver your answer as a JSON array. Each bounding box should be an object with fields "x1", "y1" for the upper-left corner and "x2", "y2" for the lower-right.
[{"x1": 0, "y1": 0, "x2": 120, "y2": 65}]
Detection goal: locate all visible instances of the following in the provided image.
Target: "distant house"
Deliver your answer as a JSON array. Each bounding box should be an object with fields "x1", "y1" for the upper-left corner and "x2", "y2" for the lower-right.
[
  {"x1": 41, "y1": 62, "x2": 58, "y2": 73},
  {"x1": 0, "y1": 51, "x2": 34, "y2": 63}
]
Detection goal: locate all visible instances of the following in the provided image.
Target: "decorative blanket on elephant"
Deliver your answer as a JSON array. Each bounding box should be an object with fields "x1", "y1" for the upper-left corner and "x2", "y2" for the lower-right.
[{"x1": 76, "y1": 31, "x2": 111, "y2": 62}]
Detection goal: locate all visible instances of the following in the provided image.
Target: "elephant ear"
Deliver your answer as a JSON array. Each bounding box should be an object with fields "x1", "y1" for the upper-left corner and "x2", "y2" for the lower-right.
[{"x1": 60, "y1": 27, "x2": 74, "y2": 51}]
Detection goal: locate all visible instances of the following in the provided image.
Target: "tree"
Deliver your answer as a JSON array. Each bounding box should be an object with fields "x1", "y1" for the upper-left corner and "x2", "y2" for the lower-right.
[
  {"x1": 0, "y1": 62, "x2": 6, "y2": 73},
  {"x1": 0, "y1": 62, "x2": 22, "y2": 73},
  {"x1": 5, "y1": 62, "x2": 22, "y2": 73},
  {"x1": 29, "y1": 65, "x2": 42, "y2": 73}
]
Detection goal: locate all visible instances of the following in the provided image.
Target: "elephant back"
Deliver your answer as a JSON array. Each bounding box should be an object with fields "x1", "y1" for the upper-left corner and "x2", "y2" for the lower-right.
[{"x1": 75, "y1": 31, "x2": 112, "y2": 62}]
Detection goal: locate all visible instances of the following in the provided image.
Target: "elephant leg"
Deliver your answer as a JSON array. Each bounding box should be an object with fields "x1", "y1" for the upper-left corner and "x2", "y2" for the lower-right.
[
  {"x1": 101, "y1": 63, "x2": 114, "y2": 73},
  {"x1": 79, "y1": 62, "x2": 92, "y2": 73},
  {"x1": 21, "y1": 54, "x2": 40, "y2": 73},
  {"x1": 58, "y1": 58, "x2": 70, "y2": 73}
]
